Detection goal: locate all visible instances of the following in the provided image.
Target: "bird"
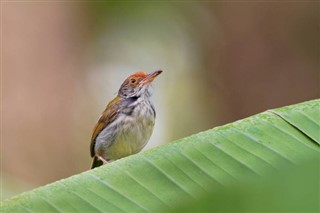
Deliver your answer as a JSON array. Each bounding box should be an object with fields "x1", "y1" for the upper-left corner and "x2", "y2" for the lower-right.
[{"x1": 90, "y1": 70, "x2": 162, "y2": 169}]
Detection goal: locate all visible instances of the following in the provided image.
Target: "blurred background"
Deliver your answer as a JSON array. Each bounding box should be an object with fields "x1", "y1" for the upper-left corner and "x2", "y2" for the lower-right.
[{"x1": 1, "y1": 2, "x2": 319, "y2": 199}]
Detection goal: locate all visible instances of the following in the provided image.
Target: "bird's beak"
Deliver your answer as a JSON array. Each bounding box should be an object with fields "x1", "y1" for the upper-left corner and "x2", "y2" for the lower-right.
[{"x1": 141, "y1": 70, "x2": 162, "y2": 85}]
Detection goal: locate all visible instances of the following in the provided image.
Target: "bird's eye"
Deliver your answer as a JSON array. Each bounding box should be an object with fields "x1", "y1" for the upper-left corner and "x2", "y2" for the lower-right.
[{"x1": 130, "y1": 79, "x2": 136, "y2": 84}]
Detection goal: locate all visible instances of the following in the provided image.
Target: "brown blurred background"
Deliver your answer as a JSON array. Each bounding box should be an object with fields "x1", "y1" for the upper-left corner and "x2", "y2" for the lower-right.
[{"x1": 1, "y1": 2, "x2": 319, "y2": 199}]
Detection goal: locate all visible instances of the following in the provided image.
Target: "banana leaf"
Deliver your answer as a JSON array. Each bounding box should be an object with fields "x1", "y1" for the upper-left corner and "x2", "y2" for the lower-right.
[{"x1": 1, "y1": 99, "x2": 319, "y2": 212}]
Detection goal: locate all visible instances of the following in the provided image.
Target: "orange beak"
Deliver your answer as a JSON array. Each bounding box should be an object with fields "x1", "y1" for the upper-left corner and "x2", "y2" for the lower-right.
[{"x1": 141, "y1": 70, "x2": 162, "y2": 85}]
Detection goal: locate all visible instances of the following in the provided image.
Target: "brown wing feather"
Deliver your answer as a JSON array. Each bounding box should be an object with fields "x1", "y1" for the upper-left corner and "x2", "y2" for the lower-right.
[{"x1": 90, "y1": 96, "x2": 122, "y2": 157}]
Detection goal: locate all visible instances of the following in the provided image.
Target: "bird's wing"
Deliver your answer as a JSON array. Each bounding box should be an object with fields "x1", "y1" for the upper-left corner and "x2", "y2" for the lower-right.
[{"x1": 90, "y1": 96, "x2": 122, "y2": 157}]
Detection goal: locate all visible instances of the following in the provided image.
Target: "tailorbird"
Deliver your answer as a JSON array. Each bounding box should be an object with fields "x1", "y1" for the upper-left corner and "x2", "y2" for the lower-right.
[{"x1": 90, "y1": 70, "x2": 162, "y2": 169}]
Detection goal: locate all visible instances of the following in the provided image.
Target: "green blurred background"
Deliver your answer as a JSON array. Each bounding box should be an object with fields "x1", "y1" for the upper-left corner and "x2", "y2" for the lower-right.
[{"x1": 1, "y1": 2, "x2": 319, "y2": 199}]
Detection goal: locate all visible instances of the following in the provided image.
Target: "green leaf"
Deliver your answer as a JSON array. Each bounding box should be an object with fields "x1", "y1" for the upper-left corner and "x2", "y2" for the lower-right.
[
  {"x1": 269, "y1": 99, "x2": 320, "y2": 144},
  {"x1": 2, "y1": 99, "x2": 319, "y2": 213},
  {"x1": 170, "y1": 155, "x2": 320, "y2": 213}
]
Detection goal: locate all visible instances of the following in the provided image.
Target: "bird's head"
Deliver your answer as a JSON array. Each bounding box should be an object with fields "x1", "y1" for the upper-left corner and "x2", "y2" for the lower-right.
[{"x1": 118, "y1": 70, "x2": 162, "y2": 98}]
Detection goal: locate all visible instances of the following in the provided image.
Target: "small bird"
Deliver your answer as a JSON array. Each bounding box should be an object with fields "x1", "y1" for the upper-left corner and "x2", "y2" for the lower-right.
[{"x1": 90, "y1": 70, "x2": 162, "y2": 169}]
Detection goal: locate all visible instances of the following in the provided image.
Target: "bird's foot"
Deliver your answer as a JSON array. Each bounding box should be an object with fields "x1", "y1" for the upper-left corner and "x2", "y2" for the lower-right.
[{"x1": 97, "y1": 155, "x2": 109, "y2": 164}]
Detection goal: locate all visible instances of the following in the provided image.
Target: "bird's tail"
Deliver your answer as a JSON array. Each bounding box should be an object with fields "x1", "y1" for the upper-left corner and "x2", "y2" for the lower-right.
[{"x1": 91, "y1": 156, "x2": 103, "y2": 169}]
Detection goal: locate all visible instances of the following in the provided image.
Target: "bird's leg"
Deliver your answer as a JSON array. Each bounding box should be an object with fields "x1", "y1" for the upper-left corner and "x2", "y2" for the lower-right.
[{"x1": 97, "y1": 155, "x2": 109, "y2": 164}]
